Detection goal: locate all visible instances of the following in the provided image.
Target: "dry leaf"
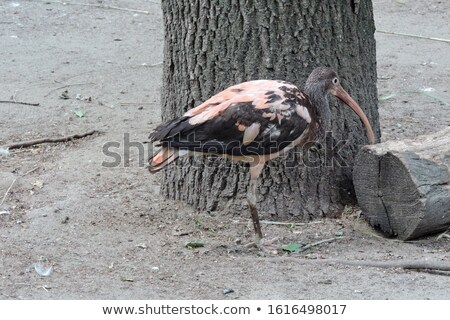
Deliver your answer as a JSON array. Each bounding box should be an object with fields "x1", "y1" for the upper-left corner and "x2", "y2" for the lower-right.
[{"x1": 31, "y1": 180, "x2": 44, "y2": 188}]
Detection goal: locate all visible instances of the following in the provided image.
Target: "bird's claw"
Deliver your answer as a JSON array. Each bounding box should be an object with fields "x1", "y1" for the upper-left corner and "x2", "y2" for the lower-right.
[{"x1": 244, "y1": 236, "x2": 280, "y2": 253}]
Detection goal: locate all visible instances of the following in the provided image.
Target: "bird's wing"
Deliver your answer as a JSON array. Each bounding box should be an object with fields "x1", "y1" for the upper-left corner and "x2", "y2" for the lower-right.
[{"x1": 150, "y1": 80, "x2": 316, "y2": 156}]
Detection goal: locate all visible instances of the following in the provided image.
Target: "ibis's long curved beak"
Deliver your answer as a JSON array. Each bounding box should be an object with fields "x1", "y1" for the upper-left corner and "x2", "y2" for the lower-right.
[{"x1": 332, "y1": 85, "x2": 375, "y2": 144}]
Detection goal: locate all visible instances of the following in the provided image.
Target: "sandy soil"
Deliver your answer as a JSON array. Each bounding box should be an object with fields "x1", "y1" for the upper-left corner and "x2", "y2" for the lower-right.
[{"x1": 0, "y1": 0, "x2": 449, "y2": 300}]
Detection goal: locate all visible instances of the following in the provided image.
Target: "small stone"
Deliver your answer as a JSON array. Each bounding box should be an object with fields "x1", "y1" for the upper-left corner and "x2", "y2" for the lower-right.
[
  {"x1": 318, "y1": 279, "x2": 332, "y2": 285},
  {"x1": 335, "y1": 230, "x2": 344, "y2": 237},
  {"x1": 223, "y1": 288, "x2": 234, "y2": 295},
  {"x1": 42, "y1": 285, "x2": 51, "y2": 291}
]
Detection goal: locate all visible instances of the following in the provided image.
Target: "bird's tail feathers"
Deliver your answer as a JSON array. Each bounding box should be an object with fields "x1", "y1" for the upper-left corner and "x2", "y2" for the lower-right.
[{"x1": 148, "y1": 147, "x2": 182, "y2": 173}]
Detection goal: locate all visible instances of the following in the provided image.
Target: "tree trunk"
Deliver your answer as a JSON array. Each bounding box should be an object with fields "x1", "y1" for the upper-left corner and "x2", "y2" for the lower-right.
[
  {"x1": 159, "y1": 0, "x2": 380, "y2": 219},
  {"x1": 353, "y1": 128, "x2": 450, "y2": 240}
]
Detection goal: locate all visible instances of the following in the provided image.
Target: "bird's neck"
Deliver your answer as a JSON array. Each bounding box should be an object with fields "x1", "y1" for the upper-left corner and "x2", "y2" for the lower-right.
[{"x1": 305, "y1": 84, "x2": 332, "y2": 136}]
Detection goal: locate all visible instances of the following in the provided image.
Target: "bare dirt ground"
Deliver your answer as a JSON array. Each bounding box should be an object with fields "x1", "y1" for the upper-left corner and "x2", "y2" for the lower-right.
[{"x1": 0, "y1": 0, "x2": 449, "y2": 300}]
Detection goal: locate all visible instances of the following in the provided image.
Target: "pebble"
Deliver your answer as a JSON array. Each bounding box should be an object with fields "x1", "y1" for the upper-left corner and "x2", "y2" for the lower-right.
[
  {"x1": 318, "y1": 279, "x2": 332, "y2": 285},
  {"x1": 223, "y1": 288, "x2": 234, "y2": 295}
]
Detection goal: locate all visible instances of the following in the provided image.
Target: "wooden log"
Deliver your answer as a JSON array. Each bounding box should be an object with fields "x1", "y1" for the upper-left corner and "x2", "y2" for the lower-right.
[{"x1": 353, "y1": 128, "x2": 450, "y2": 240}]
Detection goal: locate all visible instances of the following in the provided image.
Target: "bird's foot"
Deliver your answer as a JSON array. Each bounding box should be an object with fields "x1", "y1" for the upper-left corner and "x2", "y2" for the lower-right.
[{"x1": 244, "y1": 236, "x2": 280, "y2": 253}]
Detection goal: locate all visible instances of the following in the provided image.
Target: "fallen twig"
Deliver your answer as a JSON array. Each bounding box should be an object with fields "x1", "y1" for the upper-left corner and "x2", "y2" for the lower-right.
[
  {"x1": 44, "y1": 82, "x2": 95, "y2": 97},
  {"x1": 265, "y1": 257, "x2": 450, "y2": 273},
  {"x1": 2, "y1": 130, "x2": 99, "y2": 150},
  {"x1": 420, "y1": 91, "x2": 450, "y2": 107},
  {"x1": 232, "y1": 219, "x2": 323, "y2": 227},
  {"x1": 0, "y1": 100, "x2": 40, "y2": 106},
  {"x1": 140, "y1": 62, "x2": 163, "y2": 67},
  {"x1": 120, "y1": 102, "x2": 154, "y2": 106},
  {"x1": 128, "y1": 62, "x2": 163, "y2": 69},
  {"x1": 299, "y1": 237, "x2": 338, "y2": 252},
  {"x1": 21, "y1": 167, "x2": 40, "y2": 177},
  {"x1": 261, "y1": 220, "x2": 324, "y2": 227},
  {"x1": 376, "y1": 30, "x2": 450, "y2": 44},
  {"x1": 324, "y1": 259, "x2": 450, "y2": 273},
  {"x1": 0, "y1": 177, "x2": 17, "y2": 207},
  {"x1": 0, "y1": 292, "x2": 14, "y2": 299},
  {"x1": 0, "y1": 167, "x2": 39, "y2": 207},
  {"x1": 36, "y1": 0, "x2": 152, "y2": 14},
  {"x1": 379, "y1": 89, "x2": 450, "y2": 107},
  {"x1": 437, "y1": 227, "x2": 450, "y2": 240}
]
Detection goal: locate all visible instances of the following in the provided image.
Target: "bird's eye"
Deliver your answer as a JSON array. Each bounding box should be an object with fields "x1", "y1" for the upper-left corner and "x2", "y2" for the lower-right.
[{"x1": 332, "y1": 77, "x2": 339, "y2": 85}]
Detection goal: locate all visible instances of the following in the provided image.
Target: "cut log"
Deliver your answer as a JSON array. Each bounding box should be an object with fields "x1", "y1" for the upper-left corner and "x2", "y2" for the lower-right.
[{"x1": 353, "y1": 128, "x2": 450, "y2": 240}]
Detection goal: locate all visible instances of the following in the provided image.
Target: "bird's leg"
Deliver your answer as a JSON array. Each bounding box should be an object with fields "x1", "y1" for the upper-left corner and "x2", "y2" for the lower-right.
[
  {"x1": 236, "y1": 161, "x2": 279, "y2": 252},
  {"x1": 246, "y1": 161, "x2": 265, "y2": 246},
  {"x1": 247, "y1": 176, "x2": 263, "y2": 242}
]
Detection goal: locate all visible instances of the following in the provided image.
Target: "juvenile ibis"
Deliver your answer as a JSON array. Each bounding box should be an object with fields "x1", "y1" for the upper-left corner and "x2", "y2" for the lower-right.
[{"x1": 148, "y1": 67, "x2": 375, "y2": 245}]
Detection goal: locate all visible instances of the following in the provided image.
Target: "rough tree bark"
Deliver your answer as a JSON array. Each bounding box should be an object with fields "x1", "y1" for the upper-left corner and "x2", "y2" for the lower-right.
[
  {"x1": 354, "y1": 128, "x2": 450, "y2": 240},
  {"x1": 159, "y1": 0, "x2": 380, "y2": 219}
]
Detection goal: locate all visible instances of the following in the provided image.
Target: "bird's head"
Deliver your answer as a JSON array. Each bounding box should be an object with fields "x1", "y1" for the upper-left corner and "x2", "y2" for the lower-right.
[{"x1": 306, "y1": 67, "x2": 375, "y2": 144}]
